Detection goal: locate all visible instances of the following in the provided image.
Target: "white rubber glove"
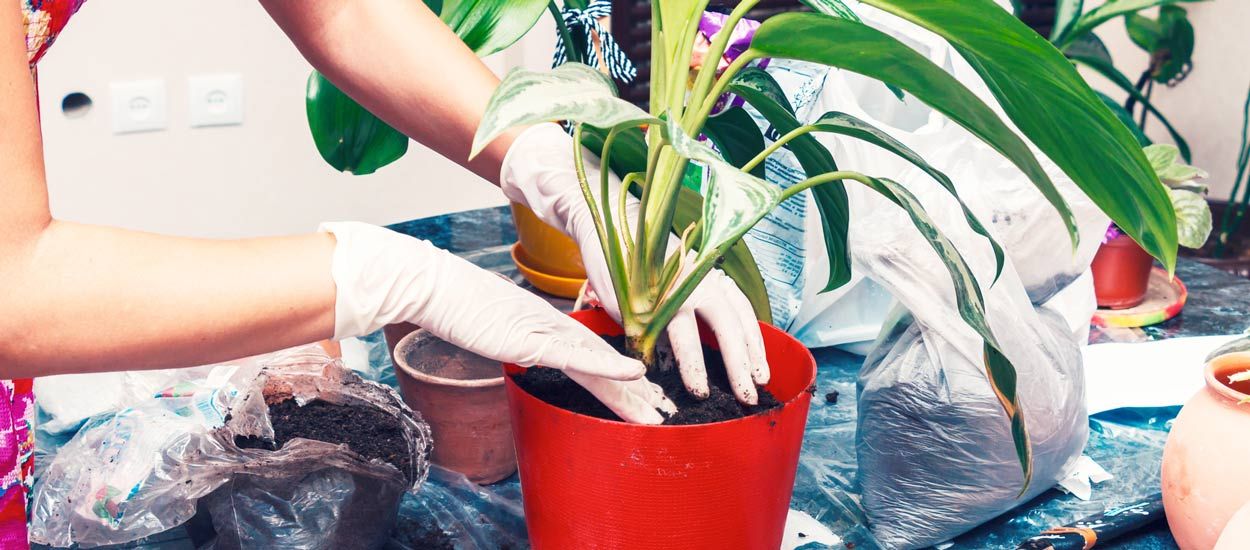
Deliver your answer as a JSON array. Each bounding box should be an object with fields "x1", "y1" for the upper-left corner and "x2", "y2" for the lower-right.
[
  {"x1": 500, "y1": 124, "x2": 770, "y2": 404},
  {"x1": 321, "y1": 221, "x2": 675, "y2": 424}
]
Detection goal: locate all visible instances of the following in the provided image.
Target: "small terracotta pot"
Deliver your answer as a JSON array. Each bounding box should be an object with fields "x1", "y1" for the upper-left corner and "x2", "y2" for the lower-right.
[
  {"x1": 1162, "y1": 351, "x2": 1250, "y2": 549},
  {"x1": 1215, "y1": 502, "x2": 1250, "y2": 550},
  {"x1": 504, "y1": 309, "x2": 815, "y2": 550},
  {"x1": 1091, "y1": 234, "x2": 1155, "y2": 309},
  {"x1": 393, "y1": 328, "x2": 516, "y2": 484}
]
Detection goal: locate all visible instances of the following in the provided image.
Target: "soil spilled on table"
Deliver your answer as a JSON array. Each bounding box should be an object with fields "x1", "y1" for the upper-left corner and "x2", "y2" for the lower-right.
[
  {"x1": 513, "y1": 335, "x2": 780, "y2": 425},
  {"x1": 235, "y1": 399, "x2": 413, "y2": 476},
  {"x1": 390, "y1": 515, "x2": 456, "y2": 550}
]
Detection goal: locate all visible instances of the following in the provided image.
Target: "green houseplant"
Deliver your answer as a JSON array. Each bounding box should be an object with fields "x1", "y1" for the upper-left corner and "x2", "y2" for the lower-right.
[{"x1": 469, "y1": 0, "x2": 1177, "y2": 545}]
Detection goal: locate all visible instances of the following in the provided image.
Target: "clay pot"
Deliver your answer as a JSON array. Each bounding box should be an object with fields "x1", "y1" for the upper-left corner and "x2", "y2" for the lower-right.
[
  {"x1": 1161, "y1": 351, "x2": 1250, "y2": 549},
  {"x1": 1215, "y1": 502, "x2": 1250, "y2": 549},
  {"x1": 503, "y1": 309, "x2": 816, "y2": 549},
  {"x1": 393, "y1": 328, "x2": 516, "y2": 484},
  {"x1": 510, "y1": 202, "x2": 586, "y2": 279},
  {"x1": 1091, "y1": 234, "x2": 1155, "y2": 309}
]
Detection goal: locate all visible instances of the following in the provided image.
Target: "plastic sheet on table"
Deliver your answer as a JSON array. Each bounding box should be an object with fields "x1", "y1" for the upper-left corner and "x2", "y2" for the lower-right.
[
  {"x1": 790, "y1": 347, "x2": 1181, "y2": 549},
  {"x1": 387, "y1": 467, "x2": 527, "y2": 550}
]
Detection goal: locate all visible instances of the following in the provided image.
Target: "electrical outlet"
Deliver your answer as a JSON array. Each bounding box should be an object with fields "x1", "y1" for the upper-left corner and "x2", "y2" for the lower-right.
[
  {"x1": 188, "y1": 74, "x2": 244, "y2": 128},
  {"x1": 110, "y1": 79, "x2": 167, "y2": 134}
]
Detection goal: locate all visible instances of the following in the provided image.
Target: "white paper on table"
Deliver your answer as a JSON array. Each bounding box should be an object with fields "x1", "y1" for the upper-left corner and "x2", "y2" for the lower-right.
[
  {"x1": 782, "y1": 508, "x2": 842, "y2": 549},
  {"x1": 1083, "y1": 334, "x2": 1240, "y2": 414}
]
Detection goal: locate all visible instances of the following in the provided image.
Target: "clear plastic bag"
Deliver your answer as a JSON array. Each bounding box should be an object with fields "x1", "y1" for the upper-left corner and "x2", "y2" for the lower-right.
[{"x1": 30, "y1": 345, "x2": 432, "y2": 549}]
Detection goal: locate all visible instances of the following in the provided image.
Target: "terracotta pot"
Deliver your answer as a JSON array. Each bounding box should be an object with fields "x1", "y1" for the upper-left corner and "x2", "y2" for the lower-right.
[
  {"x1": 510, "y1": 202, "x2": 585, "y2": 278},
  {"x1": 1215, "y1": 502, "x2": 1250, "y2": 550},
  {"x1": 1162, "y1": 351, "x2": 1250, "y2": 549},
  {"x1": 504, "y1": 309, "x2": 816, "y2": 549},
  {"x1": 1091, "y1": 234, "x2": 1154, "y2": 309},
  {"x1": 393, "y1": 328, "x2": 516, "y2": 484}
]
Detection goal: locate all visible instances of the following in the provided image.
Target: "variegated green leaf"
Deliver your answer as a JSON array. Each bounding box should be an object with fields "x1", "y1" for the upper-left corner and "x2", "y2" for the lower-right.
[
  {"x1": 1171, "y1": 189, "x2": 1212, "y2": 249},
  {"x1": 1145, "y1": 144, "x2": 1208, "y2": 184},
  {"x1": 800, "y1": 0, "x2": 862, "y2": 21},
  {"x1": 1050, "y1": 0, "x2": 1084, "y2": 42},
  {"x1": 664, "y1": 118, "x2": 783, "y2": 265},
  {"x1": 856, "y1": 175, "x2": 1029, "y2": 486},
  {"x1": 439, "y1": 0, "x2": 549, "y2": 56},
  {"x1": 806, "y1": 111, "x2": 1006, "y2": 283},
  {"x1": 471, "y1": 63, "x2": 658, "y2": 158}
]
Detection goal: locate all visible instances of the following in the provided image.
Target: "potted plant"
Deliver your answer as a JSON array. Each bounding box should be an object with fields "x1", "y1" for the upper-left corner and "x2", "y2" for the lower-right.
[
  {"x1": 1162, "y1": 335, "x2": 1250, "y2": 550},
  {"x1": 1092, "y1": 143, "x2": 1210, "y2": 308},
  {"x1": 470, "y1": 0, "x2": 1177, "y2": 546}
]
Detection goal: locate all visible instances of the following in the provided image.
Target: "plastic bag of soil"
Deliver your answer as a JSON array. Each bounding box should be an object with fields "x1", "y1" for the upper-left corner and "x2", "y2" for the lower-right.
[{"x1": 30, "y1": 345, "x2": 432, "y2": 549}]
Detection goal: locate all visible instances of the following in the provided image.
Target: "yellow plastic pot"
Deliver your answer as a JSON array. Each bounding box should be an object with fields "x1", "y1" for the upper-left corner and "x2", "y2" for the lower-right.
[{"x1": 510, "y1": 203, "x2": 586, "y2": 298}]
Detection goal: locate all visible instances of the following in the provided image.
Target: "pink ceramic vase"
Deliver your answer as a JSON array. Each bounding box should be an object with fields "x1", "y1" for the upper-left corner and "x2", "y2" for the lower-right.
[{"x1": 1162, "y1": 351, "x2": 1250, "y2": 549}]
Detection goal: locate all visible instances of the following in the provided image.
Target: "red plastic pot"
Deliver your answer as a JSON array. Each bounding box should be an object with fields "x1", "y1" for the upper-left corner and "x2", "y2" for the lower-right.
[
  {"x1": 503, "y1": 309, "x2": 816, "y2": 549},
  {"x1": 1091, "y1": 234, "x2": 1154, "y2": 309}
]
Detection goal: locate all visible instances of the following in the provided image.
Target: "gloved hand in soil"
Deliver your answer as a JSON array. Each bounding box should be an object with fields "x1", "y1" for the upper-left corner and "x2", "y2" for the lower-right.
[
  {"x1": 500, "y1": 123, "x2": 771, "y2": 405},
  {"x1": 321, "y1": 221, "x2": 676, "y2": 424}
]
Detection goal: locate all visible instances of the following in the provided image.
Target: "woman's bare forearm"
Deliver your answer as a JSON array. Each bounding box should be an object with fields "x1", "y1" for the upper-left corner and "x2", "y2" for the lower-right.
[
  {"x1": 259, "y1": 0, "x2": 520, "y2": 183},
  {"x1": 0, "y1": 221, "x2": 338, "y2": 379}
]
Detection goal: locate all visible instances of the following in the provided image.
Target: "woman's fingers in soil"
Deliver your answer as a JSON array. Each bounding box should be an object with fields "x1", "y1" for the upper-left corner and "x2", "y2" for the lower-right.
[
  {"x1": 703, "y1": 301, "x2": 758, "y2": 406},
  {"x1": 667, "y1": 310, "x2": 710, "y2": 399},
  {"x1": 567, "y1": 371, "x2": 667, "y2": 424},
  {"x1": 726, "y1": 286, "x2": 770, "y2": 385},
  {"x1": 544, "y1": 335, "x2": 647, "y2": 381}
]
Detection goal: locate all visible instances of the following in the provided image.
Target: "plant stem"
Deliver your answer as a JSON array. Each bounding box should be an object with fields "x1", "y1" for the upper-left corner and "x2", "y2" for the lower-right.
[
  {"x1": 549, "y1": 1, "x2": 581, "y2": 65},
  {"x1": 571, "y1": 124, "x2": 631, "y2": 319},
  {"x1": 742, "y1": 125, "x2": 815, "y2": 173},
  {"x1": 684, "y1": 0, "x2": 760, "y2": 127},
  {"x1": 1215, "y1": 87, "x2": 1250, "y2": 258},
  {"x1": 685, "y1": 51, "x2": 759, "y2": 137}
]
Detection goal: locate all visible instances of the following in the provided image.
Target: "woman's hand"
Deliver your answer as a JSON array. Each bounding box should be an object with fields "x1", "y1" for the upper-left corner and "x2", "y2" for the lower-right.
[
  {"x1": 322, "y1": 222, "x2": 675, "y2": 423},
  {"x1": 498, "y1": 124, "x2": 771, "y2": 404}
]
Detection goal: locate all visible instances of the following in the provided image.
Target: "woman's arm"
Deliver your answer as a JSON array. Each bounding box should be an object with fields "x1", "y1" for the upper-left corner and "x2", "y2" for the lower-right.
[
  {"x1": 258, "y1": 0, "x2": 518, "y2": 183},
  {"x1": 0, "y1": 4, "x2": 338, "y2": 378}
]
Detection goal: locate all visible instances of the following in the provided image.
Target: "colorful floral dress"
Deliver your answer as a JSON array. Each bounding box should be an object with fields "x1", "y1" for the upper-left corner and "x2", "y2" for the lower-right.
[{"x1": 7, "y1": 2, "x2": 87, "y2": 547}]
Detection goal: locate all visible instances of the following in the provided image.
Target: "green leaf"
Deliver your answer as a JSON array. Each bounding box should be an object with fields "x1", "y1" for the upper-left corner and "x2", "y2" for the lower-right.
[
  {"x1": 858, "y1": 175, "x2": 1031, "y2": 487},
  {"x1": 703, "y1": 107, "x2": 768, "y2": 178},
  {"x1": 439, "y1": 0, "x2": 549, "y2": 56},
  {"x1": 1126, "y1": 13, "x2": 1162, "y2": 51},
  {"x1": 749, "y1": 12, "x2": 1083, "y2": 254},
  {"x1": 1145, "y1": 144, "x2": 1207, "y2": 184},
  {"x1": 305, "y1": 72, "x2": 409, "y2": 175},
  {"x1": 1095, "y1": 91, "x2": 1151, "y2": 147},
  {"x1": 800, "y1": 0, "x2": 862, "y2": 21},
  {"x1": 1171, "y1": 189, "x2": 1212, "y2": 248},
  {"x1": 1051, "y1": 0, "x2": 1084, "y2": 43},
  {"x1": 728, "y1": 68, "x2": 853, "y2": 293},
  {"x1": 854, "y1": 0, "x2": 1178, "y2": 272},
  {"x1": 806, "y1": 111, "x2": 1007, "y2": 283},
  {"x1": 471, "y1": 63, "x2": 658, "y2": 158},
  {"x1": 1144, "y1": 143, "x2": 1181, "y2": 172},
  {"x1": 1063, "y1": 33, "x2": 1113, "y2": 66},
  {"x1": 1151, "y1": 5, "x2": 1194, "y2": 83},
  {"x1": 664, "y1": 119, "x2": 784, "y2": 265},
  {"x1": 1070, "y1": 52, "x2": 1191, "y2": 161},
  {"x1": 580, "y1": 125, "x2": 774, "y2": 323},
  {"x1": 1056, "y1": 0, "x2": 1203, "y2": 48}
]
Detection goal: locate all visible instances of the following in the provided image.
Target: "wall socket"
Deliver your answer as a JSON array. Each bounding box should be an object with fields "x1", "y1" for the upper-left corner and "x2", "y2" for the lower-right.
[
  {"x1": 188, "y1": 74, "x2": 244, "y2": 128},
  {"x1": 110, "y1": 79, "x2": 167, "y2": 134}
]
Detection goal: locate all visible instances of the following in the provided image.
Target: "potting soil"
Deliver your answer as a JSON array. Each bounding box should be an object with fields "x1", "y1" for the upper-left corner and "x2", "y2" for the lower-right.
[
  {"x1": 389, "y1": 516, "x2": 457, "y2": 550},
  {"x1": 514, "y1": 335, "x2": 780, "y2": 425},
  {"x1": 235, "y1": 399, "x2": 414, "y2": 477}
]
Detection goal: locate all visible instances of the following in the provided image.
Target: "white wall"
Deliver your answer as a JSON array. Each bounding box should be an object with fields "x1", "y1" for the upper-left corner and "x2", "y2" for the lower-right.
[
  {"x1": 35, "y1": 0, "x2": 555, "y2": 239},
  {"x1": 1083, "y1": 0, "x2": 1250, "y2": 200}
]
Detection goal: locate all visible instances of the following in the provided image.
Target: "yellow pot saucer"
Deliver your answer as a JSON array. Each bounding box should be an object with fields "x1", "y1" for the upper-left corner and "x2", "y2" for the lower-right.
[{"x1": 511, "y1": 243, "x2": 586, "y2": 299}]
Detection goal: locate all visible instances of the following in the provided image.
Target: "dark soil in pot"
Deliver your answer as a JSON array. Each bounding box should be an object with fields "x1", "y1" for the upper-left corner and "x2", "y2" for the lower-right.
[
  {"x1": 235, "y1": 399, "x2": 413, "y2": 475},
  {"x1": 513, "y1": 335, "x2": 780, "y2": 425}
]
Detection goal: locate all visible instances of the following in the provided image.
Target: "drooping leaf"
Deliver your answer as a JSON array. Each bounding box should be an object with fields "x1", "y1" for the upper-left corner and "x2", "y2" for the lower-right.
[
  {"x1": 749, "y1": 12, "x2": 1083, "y2": 253},
  {"x1": 856, "y1": 175, "x2": 1031, "y2": 486},
  {"x1": 1171, "y1": 188, "x2": 1213, "y2": 249},
  {"x1": 703, "y1": 107, "x2": 768, "y2": 177},
  {"x1": 728, "y1": 68, "x2": 853, "y2": 293},
  {"x1": 439, "y1": 0, "x2": 549, "y2": 56},
  {"x1": 806, "y1": 111, "x2": 1006, "y2": 283},
  {"x1": 1126, "y1": 13, "x2": 1162, "y2": 51},
  {"x1": 1070, "y1": 52, "x2": 1190, "y2": 161},
  {"x1": 1145, "y1": 144, "x2": 1207, "y2": 186},
  {"x1": 1095, "y1": 91, "x2": 1151, "y2": 147},
  {"x1": 471, "y1": 63, "x2": 659, "y2": 158},
  {"x1": 305, "y1": 72, "x2": 409, "y2": 175},
  {"x1": 1050, "y1": 0, "x2": 1084, "y2": 43},
  {"x1": 580, "y1": 124, "x2": 773, "y2": 323},
  {"x1": 800, "y1": 0, "x2": 862, "y2": 21},
  {"x1": 1150, "y1": 5, "x2": 1195, "y2": 83},
  {"x1": 664, "y1": 119, "x2": 783, "y2": 265},
  {"x1": 854, "y1": 0, "x2": 1178, "y2": 272},
  {"x1": 1055, "y1": 0, "x2": 1203, "y2": 48}
]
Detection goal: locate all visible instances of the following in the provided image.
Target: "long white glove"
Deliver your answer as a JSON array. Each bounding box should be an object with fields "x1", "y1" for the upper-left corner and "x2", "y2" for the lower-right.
[
  {"x1": 500, "y1": 124, "x2": 770, "y2": 405},
  {"x1": 321, "y1": 221, "x2": 675, "y2": 424}
]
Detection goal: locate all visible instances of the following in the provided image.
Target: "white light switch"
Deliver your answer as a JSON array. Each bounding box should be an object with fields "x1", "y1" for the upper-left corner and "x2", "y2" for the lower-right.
[
  {"x1": 110, "y1": 79, "x2": 167, "y2": 134},
  {"x1": 188, "y1": 74, "x2": 244, "y2": 127}
]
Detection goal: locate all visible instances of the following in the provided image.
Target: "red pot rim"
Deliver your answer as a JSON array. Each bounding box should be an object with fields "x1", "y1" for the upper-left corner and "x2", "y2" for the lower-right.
[{"x1": 504, "y1": 309, "x2": 816, "y2": 429}]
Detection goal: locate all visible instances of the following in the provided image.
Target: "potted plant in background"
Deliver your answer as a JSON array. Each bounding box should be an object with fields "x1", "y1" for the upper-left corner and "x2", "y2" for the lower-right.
[
  {"x1": 1185, "y1": 87, "x2": 1250, "y2": 277},
  {"x1": 1162, "y1": 335, "x2": 1250, "y2": 549},
  {"x1": 1092, "y1": 143, "x2": 1210, "y2": 308},
  {"x1": 470, "y1": 0, "x2": 1177, "y2": 546}
]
